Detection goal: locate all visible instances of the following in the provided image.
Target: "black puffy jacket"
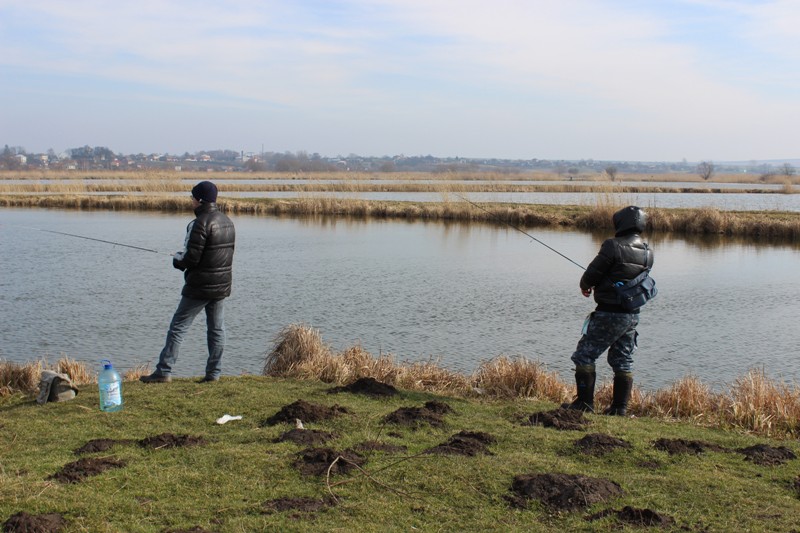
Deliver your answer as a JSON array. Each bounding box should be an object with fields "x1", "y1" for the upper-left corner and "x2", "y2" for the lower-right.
[
  {"x1": 173, "y1": 203, "x2": 235, "y2": 300},
  {"x1": 580, "y1": 207, "x2": 654, "y2": 312}
]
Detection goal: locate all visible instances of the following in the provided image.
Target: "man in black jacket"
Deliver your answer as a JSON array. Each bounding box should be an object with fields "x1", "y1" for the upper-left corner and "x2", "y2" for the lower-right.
[
  {"x1": 564, "y1": 206, "x2": 654, "y2": 415},
  {"x1": 141, "y1": 181, "x2": 236, "y2": 383}
]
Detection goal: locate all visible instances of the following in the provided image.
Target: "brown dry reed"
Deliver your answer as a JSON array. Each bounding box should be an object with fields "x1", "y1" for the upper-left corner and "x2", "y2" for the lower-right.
[{"x1": 3, "y1": 326, "x2": 800, "y2": 437}]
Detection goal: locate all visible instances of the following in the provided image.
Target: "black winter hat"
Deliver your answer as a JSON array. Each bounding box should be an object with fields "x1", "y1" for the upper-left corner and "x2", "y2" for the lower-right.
[{"x1": 191, "y1": 181, "x2": 218, "y2": 203}]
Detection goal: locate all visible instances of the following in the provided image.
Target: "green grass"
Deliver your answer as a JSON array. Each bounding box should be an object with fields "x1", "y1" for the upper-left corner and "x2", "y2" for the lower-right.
[{"x1": 2, "y1": 376, "x2": 799, "y2": 532}]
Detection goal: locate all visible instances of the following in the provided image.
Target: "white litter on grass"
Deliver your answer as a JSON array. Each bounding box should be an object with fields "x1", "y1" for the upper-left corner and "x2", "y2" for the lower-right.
[{"x1": 215, "y1": 414, "x2": 242, "y2": 425}]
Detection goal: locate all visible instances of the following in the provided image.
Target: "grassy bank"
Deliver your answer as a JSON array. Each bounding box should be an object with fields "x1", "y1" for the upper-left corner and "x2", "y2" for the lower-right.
[
  {"x1": 4, "y1": 325, "x2": 800, "y2": 440},
  {"x1": 2, "y1": 193, "x2": 800, "y2": 242},
  {"x1": 2, "y1": 363, "x2": 799, "y2": 531}
]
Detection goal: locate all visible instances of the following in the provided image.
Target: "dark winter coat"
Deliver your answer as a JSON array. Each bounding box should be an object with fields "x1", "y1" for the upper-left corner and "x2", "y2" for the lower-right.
[
  {"x1": 579, "y1": 206, "x2": 654, "y2": 312},
  {"x1": 173, "y1": 203, "x2": 235, "y2": 300}
]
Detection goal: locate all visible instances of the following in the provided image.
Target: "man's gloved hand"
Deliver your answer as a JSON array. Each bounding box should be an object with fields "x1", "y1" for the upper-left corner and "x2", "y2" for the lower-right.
[{"x1": 173, "y1": 253, "x2": 186, "y2": 271}]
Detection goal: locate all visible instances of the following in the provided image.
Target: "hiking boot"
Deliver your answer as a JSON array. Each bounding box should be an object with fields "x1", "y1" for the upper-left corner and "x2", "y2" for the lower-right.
[
  {"x1": 196, "y1": 375, "x2": 219, "y2": 383},
  {"x1": 603, "y1": 371, "x2": 633, "y2": 416},
  {"x1": 139, "y1": 372, "x2": 171, "y2": 384},
  {"x1": 561, "y1": 365, "x2": 596, "y2": 413}
]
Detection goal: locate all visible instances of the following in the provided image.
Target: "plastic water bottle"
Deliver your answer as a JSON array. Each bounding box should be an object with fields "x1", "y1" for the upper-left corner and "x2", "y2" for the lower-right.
[{"x1": 98, "y1": 359, "x2": 123, "y2": 412}]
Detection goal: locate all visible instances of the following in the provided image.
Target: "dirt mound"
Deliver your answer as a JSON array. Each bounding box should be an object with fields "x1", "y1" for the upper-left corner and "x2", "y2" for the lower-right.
[
  {"x1": 293, "y1": 447, "x2": 366, "y2": 476},
  {"x1": 328, "y1": 377, "x2": 399, "y2": 397},
  {"x1": 420, "y1": 400, "x2": 454, "y2": 415},
  {"x1": 74, "y1": 438, "x2": 132, "y2": 455},
  {"x1": 574, "y1": 433, "x2": 632, "y2": 456},
  {"x1": 384, "y1": 406, "x2": 443, "y2": 428},
  {"x1": 653, "y1": 438, "x2": 727, "y2": 455},
  {"x1": 3, "y1": 512, "x2": 67, "y2": 533},
  {"x1": 426, "y1": 431, "x2": 496, "y2": 456},
  {"x1": 587, "y1": 506, "x2": 675, "y2": 527},
  {"x1": 138, "y1": 433, "x2": 206, "y2": 449},
  {"x1": 261, "y1": 400, "x2": 350, "y2": 426},
  {"x1": 526, "y1": 408, "x2": 590, "y2": 431},
  {"x1": 737, "y1": 444, "x2": 797, "y2": 466},
  {"x1": 508, "y1": 473, "x2": 624, "y2": 511},
  {"x1": 275, "y1": 429, "x2": 337, "y2": 446},
  {"x1": 262, "y1": 496, "x2": 337, "y2": 516},
  {"x1": 49, "y1": 457, "x2": 126, "y2": 484},
  {"x1": 353, "y1": 441, "x2": 408, "y2": 454}
]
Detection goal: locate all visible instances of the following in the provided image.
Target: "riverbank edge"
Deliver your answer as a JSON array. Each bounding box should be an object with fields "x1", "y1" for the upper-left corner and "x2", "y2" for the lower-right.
[
  {"x1": 2, "y1": 193, "x2": 800, "y2": 241},
  {"x1": 3, "y1": 324, "x2": 799, "y2": 439}
]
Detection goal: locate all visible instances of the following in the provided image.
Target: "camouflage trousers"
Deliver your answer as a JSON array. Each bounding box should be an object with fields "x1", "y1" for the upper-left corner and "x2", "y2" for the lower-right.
[{"x1": 570, "y1": 311, "x2": 639, "y2": 372}]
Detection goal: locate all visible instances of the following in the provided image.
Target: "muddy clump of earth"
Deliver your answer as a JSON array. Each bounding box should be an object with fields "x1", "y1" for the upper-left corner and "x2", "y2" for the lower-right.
[
  {"x1": 574, "y1": 433, "x2": 632, "y2": 456},
  {"x1": 383, "y1": 401, "x2": 453, "y2": 429},
  {"x1": 353, "y1": 440, "x2": 408, "y2": 454},
  {"x1": 262, "y1": 496, "x2": 337, "y2": 517},
  {"x1": 261, "y1": 400, "x2": 350, "y2": 426},
  {"x1": 74, "y1": 438, "x2": 133, "y2": 455},
  {"x1": 49, "y1": 457, "x2": 127, "y2": 484},
  {"x1": 426, "y1": 431, "x2": 496, "y2": 456},
  {"x1": 139, "y1": 433, "x2": 206, "y2": 449},
  {"x1": 586, "y1": 506, "x2": 675, "y2": 527},
  {"x1": 293, "y1": 447, "x2": 367, "y2": 476},
  {"x1": 274, "y1": 428, "x2": 337, "y2": 446},
  {"x1": 508, "y1": 473, "x2": 623, "y2": 511},
  {"x1": 2, "y1": 512, "x2": 67, "y2": 533},
  {"x1": 737, "y1": 444, "x2": 797, "y2": 466},
  {"x1": 525, "y1": 407, "x2": 590, "y2": 431},
  {"x1": 652, "y1": 438, "x2": 727, "y2": 455},
  {"x1": 328, "y1": 377, "x2": 398, "y2": 397}
]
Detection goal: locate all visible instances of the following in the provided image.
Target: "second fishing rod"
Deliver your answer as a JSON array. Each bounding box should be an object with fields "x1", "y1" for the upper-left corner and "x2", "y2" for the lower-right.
[{"x1": 454, "y1": 193, "x2": 586, "y2": 271}]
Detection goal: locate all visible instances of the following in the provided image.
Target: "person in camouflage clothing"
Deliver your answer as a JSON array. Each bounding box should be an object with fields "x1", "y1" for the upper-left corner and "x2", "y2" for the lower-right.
[{"x1": 564, "y1": 206, "x2": 654, "y2": 416}]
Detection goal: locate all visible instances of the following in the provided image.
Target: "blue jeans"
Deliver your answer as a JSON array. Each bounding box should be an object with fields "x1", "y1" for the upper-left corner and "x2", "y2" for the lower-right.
[
  {"x1": 156, "y1": 296, "x2": 226, "y2": 378},
  {"x1": 570, "y1": 311, "x2": 639, "y2": 373}
]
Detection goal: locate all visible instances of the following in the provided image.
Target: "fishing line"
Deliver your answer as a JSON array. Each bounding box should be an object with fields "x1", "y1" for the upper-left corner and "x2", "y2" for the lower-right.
[
  {"x1": 454, "y1": 193, "x2": 586, "y2": 270},
  {"x1": 8, "y1": 224, "x2": 173, "y2": 256}
]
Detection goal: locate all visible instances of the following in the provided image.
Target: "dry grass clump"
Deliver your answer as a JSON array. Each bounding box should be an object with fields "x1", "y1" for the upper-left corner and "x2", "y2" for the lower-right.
[
  {"x1": 263, "y1": 325, "x2": 471, "y2": 395},
  {"x1": 722, "y1": 369, "x2": 800, "y2": 436},
  {"x1": 634, "y1": 376, "x2": 720, "y2": 420},
  {"x1": 473, "y1": 356, "x2": 570, "y2": 402}
]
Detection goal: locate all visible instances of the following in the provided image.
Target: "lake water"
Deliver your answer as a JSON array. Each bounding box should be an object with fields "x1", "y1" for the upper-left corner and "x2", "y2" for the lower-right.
[{"x1": 1, "y1": 207, "x2": 798, "y2": 392}]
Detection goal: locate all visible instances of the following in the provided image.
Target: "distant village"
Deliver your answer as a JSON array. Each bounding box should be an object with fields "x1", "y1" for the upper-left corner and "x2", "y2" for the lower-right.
[{"x1": 1, "y1": 144, "x2": 796, "y2": 178}]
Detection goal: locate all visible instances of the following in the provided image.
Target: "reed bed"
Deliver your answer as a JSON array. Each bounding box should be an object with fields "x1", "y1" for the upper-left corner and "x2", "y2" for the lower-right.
[
  {"x1": 4, "y1": 325, "x2": 800, "y2": 437},
  {"x1": 3, "y1": 193, "x2": 798, "y2": 241}
]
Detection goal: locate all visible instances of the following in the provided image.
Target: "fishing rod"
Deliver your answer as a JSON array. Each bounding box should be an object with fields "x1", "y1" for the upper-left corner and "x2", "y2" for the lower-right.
[
  {"x1": 454, "y1": 193, "x2": 586, "y2": 270},
  {"x1": 11, "y1": 225, "x2": 173, "y2": 256}
]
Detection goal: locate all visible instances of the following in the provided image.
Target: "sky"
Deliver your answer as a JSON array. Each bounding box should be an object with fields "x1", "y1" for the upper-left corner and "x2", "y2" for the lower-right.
[{"x1": 1, "y1": 0, "x2": 799, "y2": 162}]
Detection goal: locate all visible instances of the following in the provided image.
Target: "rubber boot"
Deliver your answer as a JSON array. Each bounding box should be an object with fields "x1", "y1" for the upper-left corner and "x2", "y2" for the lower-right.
[
  {"x1": 562, "y1": 365, "x2": 596, "y2": 412},
  {"x1": 603, "y1": 371, "x2": 633, "y2": 416}
]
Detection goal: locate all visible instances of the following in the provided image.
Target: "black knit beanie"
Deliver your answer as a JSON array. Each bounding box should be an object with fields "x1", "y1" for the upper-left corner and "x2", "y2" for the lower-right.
[{"x1": 191, "y1": 181, "x2": 218, "y2": 203}]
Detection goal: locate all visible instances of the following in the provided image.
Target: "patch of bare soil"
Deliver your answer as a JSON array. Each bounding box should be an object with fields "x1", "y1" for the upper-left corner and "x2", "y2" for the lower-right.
[
  {"x1": 274, "y1": 428, "x2": 337, "y2": 446},
  {"x1": 48, "y1": 457, "x2": 126, "y2": 484},
  {"x1": 791, "y1": 476, "x2": 800, "y2": 497},
  {"x1": 652, "y1": 438, "x2": 727, "y2": 456},
  {"x1": 262, "y1": 496, "x2": 337, "y2": 517},
  {"x1": 138, "y1": 434, "x2": 206, "y2": 449},
  {"x1": 2, "y1": 512, "x2": 67, "y2": 533},
  {"x1": 574, "y1": 433, "x2": 632, "y2": 456},
  {"x1": 508, "y1": 473, "x2": 624, "y2": 511},
  {"x1": 74, "y1": 438, "x2": 134, "y2": 455},
  {"x1": 293, "y1": 447, "x2": 366, "y2": 476},
  {"x1": 383, "y1": 401, "x2": 453, "y2": 429},
  {"x1": 328, "y1": 377, "x2": 398, "y2": 397},
  {"x1": 526, "y1": 407, "x2": 590, "y2": 431},
  {"x1": 261, "y1": 400, "x2": 350, "y2": 426},
  {"x1": 737, "y1": 444, "x2": 797, "y2": 466},
  {"x1": 353, "y1": 440, "x2": 408, "y2": 454},
  {"x1": 586, "y1": 506, "x2": 675, "y2": 528},
  {"x1": 426, "y1": 431, "x2": 496, "y2": 456}
]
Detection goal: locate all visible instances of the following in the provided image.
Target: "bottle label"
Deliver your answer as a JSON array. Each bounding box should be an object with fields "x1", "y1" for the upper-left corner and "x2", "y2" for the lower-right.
[{"x1": 101, "y1": 381, "x2": 122, "y2": 407}]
